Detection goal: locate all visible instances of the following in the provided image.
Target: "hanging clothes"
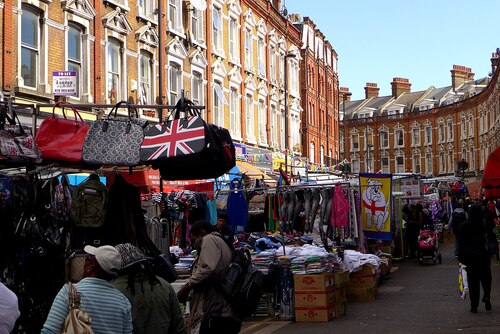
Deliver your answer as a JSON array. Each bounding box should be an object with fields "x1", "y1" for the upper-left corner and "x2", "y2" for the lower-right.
[
  {"x1": 227, "y1": 179, "x2": 248, "y2": 233},
  {"x1": 331, "y1": 184, "x2": 350, "y2": 228},
  {"x1": 205, "y1": 198, "x2": 217, "y2": 225}
]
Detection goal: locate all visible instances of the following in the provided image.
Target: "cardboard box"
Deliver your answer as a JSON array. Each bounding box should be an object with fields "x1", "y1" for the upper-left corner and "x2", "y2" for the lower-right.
[
  {"x1": 334, "y1": 300, "x2": 347, "y2": 318},
  {"x1": 294, "y1": 273, "x2": 334, "y2": 291},
  {"x1": 294, "y1": 290, "x2": 335, "y2": 307},
  {"x1": 295, "y1": 306, "x2": 335, "y2": 322},
  {"x1": 333, "y1": 286, "x2": 347, "y2": 303},
  {"x1": 332, "y1": 269, "x2": 350, "y2": 288},
  {"x1": 346, "y1": 286, "x2": 377, "y2": 302},
  {"x1": 348, "y1": 265, "x2": 378, "y2": 288}
]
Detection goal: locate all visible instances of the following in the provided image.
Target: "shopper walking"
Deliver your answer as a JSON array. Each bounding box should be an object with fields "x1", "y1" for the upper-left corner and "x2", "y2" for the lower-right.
[
  {"x1": 0, "y1": 282, "x2": 20, "y2": 334},
  {"x1": 177, "y1": 221, "x2": 240, "y2": 334},
  {"x1": 458, "y1": 203, "x2": 492, "y2": 313},
  {"x1": 448, "y1": 200, "x2": 468, "y2": 257},
  {"x1": 113, "y1": 243, "x2": 187, "y2": 334},
  {"x1": 42, "y1": 245, "x2": 133, "y2": 334}
]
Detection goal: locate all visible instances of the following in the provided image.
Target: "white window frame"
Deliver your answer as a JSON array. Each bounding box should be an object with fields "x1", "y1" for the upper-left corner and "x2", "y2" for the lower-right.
[
  {"x1": 413, "y1": 154, "x2": 421, "y2": 173},
  {"x1": 460, "y1": 118, "x2": 466, "y2": 139},
  {"x1": 269, "y1": 45, "x2": 276, "y2": 84},
  {"x1": 245, "y1": 28, "x2": 253, "y2": 70},
  {"x1": 381, "y1": 157, "x2": 390, "y2": 173},
  {"x1": 190, "y1": 8, "x2": 204, "y2": 45},
  {"x1": 107, "y1": 38, "x2": 123, "y2": 104},
  {"x1": 380, "y1": 131, "x2": 389, "y2": 148},
  {"x1": 191, "y1": 71, "x2": 203, "y2": 107},
  {"x1": 258, "y1": 37, "x2": 266, "y2": 78},
  {"x1": 425, "y1": 126, "x2": 432, "y2": 144},
  {"x1": 138, "y1": 0, "x2": 155, "y2": 21},
  {"x1": 20, "y1": 5, "x2": 41, "y2": 89},
  {"x1": 229, "y1": 87, "x2": 241, "y2": 139},
  {"x1": 439, "y1": 123, "x2": 445, "y2": 142},
  {"x1": 228, "y1": 17, "x2": 239, "y2": 62},
  {"x1": 246, "y1": 94, "x2": 256, "y2": 143},
  {"x1": 139, "y1": 50, "x2": 153, "y2": 105},
  {"x1": 309, "y1": 142, "x2": 315, "y2": 164},
  {"x1": 352, "y1": 159, "x2": 360, "y2": 173},
  {"x1": 280, "y1": 107, "x2": 285, "y2": 150},
  {"x1": 439, "y1": 152, "x2": 445, "y2": 173},
  {"x1": 168, "y1": 0, "x2": 183, "y2": 33},
  {"x1": 213, "y1": 81, "x2": 227, "y2": 126},
  {"x1": 395, "y1": 130, "x2": 404, "y2": 147},
  {"x1": 168, "y1": 62, "x2": 181, "y2": 105},
  {"x1": 412, "y1": 128, "x2": 420, "y2": 146},
  {"x1": 352, "y1": 134, "x2": 359, "y2": 151},
  {"x1": 396, "y1": 156, "x2": 405, "y2": 173},
  {"x1": 258, "y1": 99, "x2": 267, "y2": 144},
  {"x1": 425, "y1": 153, "x2": 433, "y2": 174},
  {"x1": 270, "y1": 104, "x2": 278, "y2": 146},
  {"x1": 68, "y1": 23, "x2": 83, "y2": 99},
  {"x1": 212, "y1": 7, "x2": 223, "y2": 53},
  {"x1": 468, "y1": 117, "x2": 474, "y2": 138}
]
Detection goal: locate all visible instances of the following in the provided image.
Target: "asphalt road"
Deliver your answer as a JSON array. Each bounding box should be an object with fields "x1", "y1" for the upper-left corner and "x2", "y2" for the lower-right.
[{"x1": 243, "y1": 237, "x2": 500, "y2": 334}]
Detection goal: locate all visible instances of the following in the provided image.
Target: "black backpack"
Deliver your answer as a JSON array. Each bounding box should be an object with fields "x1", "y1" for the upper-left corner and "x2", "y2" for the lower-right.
[
  {"x1": 219, "y1": 247, "x2": 264, "y2": 319},
  {"x1": 451, "y1": 211, "x2": 467, "y2": 234}
]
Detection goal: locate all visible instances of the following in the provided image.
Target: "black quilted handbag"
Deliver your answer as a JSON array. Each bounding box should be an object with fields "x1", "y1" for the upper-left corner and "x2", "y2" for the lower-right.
[
  {"x1": 149, "y1": 98, "x2": 236, "y2": 180},
  {"x1": 82, "y1": 101, "x2": 147, "y2": 166}
]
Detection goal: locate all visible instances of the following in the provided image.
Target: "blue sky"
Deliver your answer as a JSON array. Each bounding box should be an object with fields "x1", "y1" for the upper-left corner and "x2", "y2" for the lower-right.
[{"x1": 285, "y1": 0, "x2": 500, "y2": 100}]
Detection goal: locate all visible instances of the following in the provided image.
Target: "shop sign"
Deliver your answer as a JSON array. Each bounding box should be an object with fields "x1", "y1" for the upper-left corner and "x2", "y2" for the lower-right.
[
  {"x1": 53, "y1": 71, "x2": 77, "y2": 96},
  {"x1": 400, "y1": 177, "x2": 422, "y2": 198}
]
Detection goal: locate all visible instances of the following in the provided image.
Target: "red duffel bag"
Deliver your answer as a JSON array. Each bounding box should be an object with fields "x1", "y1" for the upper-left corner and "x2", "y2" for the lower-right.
[{"x1": 35, "y1": 102, "x2": 89, "y2": 163}]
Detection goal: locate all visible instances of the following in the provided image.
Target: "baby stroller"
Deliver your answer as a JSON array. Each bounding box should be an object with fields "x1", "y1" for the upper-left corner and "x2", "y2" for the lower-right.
[{"x1": 417, "y1": 227, "x2": 442, "y2": 265}]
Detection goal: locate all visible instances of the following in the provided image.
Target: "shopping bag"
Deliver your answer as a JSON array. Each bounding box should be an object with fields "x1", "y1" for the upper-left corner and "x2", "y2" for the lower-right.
[
  {"x1": 35, "y1": 102, "x2": 89, "y2": 163},
  {"x1": 458, "y1": 265, "x2": 468, "y2": 300},
  {"x1": 0, "y1": 99, "x2": 42, "y2": 162},
  {"x1": 82, "y1": 101, "x2": 147, "y2": 166}
]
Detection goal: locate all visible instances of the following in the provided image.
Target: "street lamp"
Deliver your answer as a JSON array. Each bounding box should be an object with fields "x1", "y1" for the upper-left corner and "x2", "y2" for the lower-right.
[{"x1": 284, "y1": 52, "x2": 296, "y2": 151}]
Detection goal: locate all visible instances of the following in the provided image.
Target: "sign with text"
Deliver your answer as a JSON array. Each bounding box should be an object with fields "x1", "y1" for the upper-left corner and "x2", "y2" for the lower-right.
[{"x1": 53, "y1": 71, "x2": 77, "y2": 96}]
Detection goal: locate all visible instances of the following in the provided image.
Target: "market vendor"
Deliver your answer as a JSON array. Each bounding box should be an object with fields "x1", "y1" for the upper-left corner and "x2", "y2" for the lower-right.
[{"x1": 216, "y1": 213, "x2": 234, "y2": 246}]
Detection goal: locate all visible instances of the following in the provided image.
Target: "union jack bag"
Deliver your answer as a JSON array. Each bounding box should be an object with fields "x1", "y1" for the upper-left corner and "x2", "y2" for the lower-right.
[{"x1": 140, "y1": 116, "x2": 206, "y2": 161}]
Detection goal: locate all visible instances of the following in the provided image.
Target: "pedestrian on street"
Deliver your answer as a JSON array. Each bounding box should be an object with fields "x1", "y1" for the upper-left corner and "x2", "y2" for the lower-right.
[
  {"x1": 404, "y1": 204, "x2": 419, "y2": 259},
  {"x1": 0, "y1": 281, "x2": 20, "y2": 334},
  {"x1": 458, "y1": 203, "x2": 492, "y2": 313},
  {"x1": 177, "y1": 221, "x2": 240, "y2": 334},
  {"x1": 113, "y1": 243, "x2": 187, "y2": 334},
  {"x1": 448, "y1": 200, "x2": 468, "y2": 257},
  {"x1": 41, "y1": 245, "x2": 133, "y2": 334}
]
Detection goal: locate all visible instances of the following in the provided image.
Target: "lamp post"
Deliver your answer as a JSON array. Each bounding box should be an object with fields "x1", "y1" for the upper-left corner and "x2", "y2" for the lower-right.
[{"x1": 284, "y1": 52, "x2": 296, "y2": 151}]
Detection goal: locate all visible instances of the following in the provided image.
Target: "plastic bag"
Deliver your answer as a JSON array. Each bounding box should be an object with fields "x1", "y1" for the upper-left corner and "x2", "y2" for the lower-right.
[{"x1": 458, "y1": 265, "x2": 468, "y2": 300}]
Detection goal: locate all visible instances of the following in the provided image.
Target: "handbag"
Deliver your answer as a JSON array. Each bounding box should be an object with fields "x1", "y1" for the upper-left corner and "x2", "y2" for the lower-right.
[
  {"x1": 148, "y1": 98, "x2": 235, "y2": 180},
  {"x1": 61, "y1": 282, "x2": 94, "y2": 334},
  {"x1": 458, "y1": 265, "x2": 468, "y2": 300},
  {"x1": 0, "y1": 99, "x2": 42, "y2": 162},
  {"x1": 35, "y1": 102, "x2": 89, "y2": 163},
  {"x1": 82, "y1": 101, "x2": 147, "y2": 166}
]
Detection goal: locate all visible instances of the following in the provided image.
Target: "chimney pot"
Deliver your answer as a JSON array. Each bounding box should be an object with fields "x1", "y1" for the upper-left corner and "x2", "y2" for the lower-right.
[
  {"x1": 391, "y1": 78, "x2": 411, "y2": 98},
  {"x1": 364, "y1": 82, "x2": 380, "y2": 99}
]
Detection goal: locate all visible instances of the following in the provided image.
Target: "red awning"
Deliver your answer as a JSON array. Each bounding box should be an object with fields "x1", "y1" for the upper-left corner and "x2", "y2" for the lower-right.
[
  {"x1": 482, "y1": 145, "x2": 500, "y2": 198},
  {"x1": 104, "y1": 168, "x2": 213, "y2": 193}
]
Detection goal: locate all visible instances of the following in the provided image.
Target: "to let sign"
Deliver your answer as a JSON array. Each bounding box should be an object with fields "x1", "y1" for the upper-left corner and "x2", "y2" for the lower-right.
[{"x1": 53, "y1": 71, "x2": 77, "y2": 96}]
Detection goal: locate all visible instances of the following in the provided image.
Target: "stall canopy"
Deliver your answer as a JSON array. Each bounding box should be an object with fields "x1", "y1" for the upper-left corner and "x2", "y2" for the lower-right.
[
  {"x1": 229, "y1": 161, "x2": 274, "y2": 181},
  {"x1": 482, "y1": 145, "x2": 500, "y2": 198}
]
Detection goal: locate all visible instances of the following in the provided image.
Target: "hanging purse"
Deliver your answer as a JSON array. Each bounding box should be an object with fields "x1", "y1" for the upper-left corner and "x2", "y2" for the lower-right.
[
  {"x1": 0, "y1": 99, "x2": 42, "y2": 162},
  {"x1": 61, "y1": 282, "x2": 94, "y2": 334},
  {"x1": 144, "y1": 98, "x2": 235, "y2": 180},
  {"x1": 82, "y1": 101, "x2": 147, "y2": 166},
  {"x1": 35, "y1": 102, "x2": 89, "y2": 163}
]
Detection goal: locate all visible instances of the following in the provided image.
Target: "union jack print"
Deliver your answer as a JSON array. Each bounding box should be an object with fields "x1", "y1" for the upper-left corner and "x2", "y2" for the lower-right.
[{"x1": 140, "y1": 116, "x2": 206, "y2": 161}]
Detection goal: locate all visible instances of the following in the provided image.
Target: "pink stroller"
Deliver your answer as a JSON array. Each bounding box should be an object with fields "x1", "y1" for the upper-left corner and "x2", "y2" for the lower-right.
[{"x1": 417, "y1": 229, "x2": 442, "y2": 265}]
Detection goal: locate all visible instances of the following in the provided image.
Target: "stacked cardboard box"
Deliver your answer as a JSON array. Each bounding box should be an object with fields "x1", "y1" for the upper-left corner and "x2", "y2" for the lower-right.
[
  {"x1": 332, "y1": 269, "x2": 349, "y2": 318},
  {"x1": 346, "y1": 265, "x2": 378, "y2": 302},
  {"x1": 293, "y1": 271, "x2": 348, "y2": 321}
]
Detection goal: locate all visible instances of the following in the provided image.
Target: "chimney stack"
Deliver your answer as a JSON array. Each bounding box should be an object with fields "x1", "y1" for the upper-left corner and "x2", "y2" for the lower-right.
[
  {"x1": 451, "y1": 65, "x2": 475, "y2": 90},
  {"x1": 491, "y1": 49, "x2": 500, "y2": 75},
  {"x1": 364, "y1": 82, "x2": 379, "y2": 99},
  {"x1": 391, "y1": 77, "x2": 411, "y2": 98},
  {"x1": 340, "y1": 87, "x2": 352, "y2": 102}
]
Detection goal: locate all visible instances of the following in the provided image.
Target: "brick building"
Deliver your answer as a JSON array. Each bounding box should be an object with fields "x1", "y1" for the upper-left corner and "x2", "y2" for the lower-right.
[
  {"x1": 292, "y1": 16, "x2": 339, "y2": 166},
  {"x1": 339, "y1": 50, "x2": 500, "y2": 178},
  {"x1": 0, "y1": 0, "x2": 302, "y2": 154}
]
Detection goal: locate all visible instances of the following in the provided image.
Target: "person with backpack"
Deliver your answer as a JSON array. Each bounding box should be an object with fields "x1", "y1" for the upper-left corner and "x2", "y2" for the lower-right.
[
  {"x1": 448, "y1": 200, "x2": 468, "y2": 257},
  {"x1": 113, "y1": 243, "x2": 187, "y2": 334},
  {"x1": 177, "y1": 221, "x2": 240, "y2": 334}
]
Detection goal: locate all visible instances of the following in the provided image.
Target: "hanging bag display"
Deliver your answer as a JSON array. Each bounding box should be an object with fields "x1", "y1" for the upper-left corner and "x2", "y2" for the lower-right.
[
  {"x1": 61, "y1": 282, "x2": 94, "y2": 334},
  {"x1": 82, "y1": 101, "x2": 147, "y2": 166},
  {"x1": 0, "y1": 99, "x2": 42, "y2": 162},
  {"x1": 143, "y1": 97, "x2": 235, "y2": 180},
  {"x1": 35, "y1": 102, "x2": 89, "y2": 163}
]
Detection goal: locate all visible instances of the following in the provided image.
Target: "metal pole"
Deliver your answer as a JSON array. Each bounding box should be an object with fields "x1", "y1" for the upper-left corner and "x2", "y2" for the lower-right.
[
  {"x1": 158, "y1": 0, "x2": 163, "y2": 123},
  {"x1": 284, "y1": 56, "x2": 289, "y2": 152}
]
